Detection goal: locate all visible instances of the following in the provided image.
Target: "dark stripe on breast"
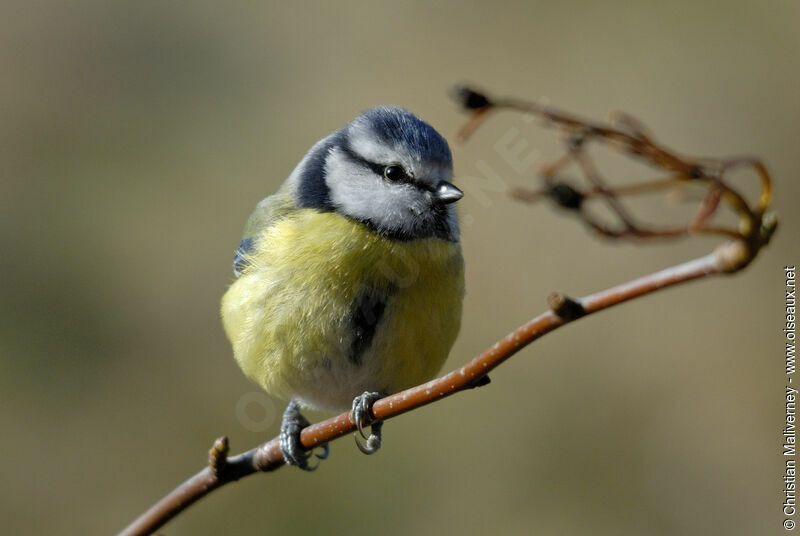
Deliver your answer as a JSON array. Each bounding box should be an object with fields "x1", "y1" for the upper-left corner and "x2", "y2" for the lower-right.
[{"x1": 348, "y1": 290, "x2": 388, "y2": 366}]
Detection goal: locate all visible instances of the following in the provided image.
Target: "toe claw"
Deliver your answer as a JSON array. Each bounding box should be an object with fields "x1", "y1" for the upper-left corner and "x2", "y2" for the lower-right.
[
  {"x1": 354, "y1": 419, "x2": 383, "y2": 454},
  {"x1": 279, "y1": 398, "x2": 327, "y2": 471},
  {"x1": 355, "y1": 416, "x2": 369, "y2": 441},
  {"x1": 350, "y1": 391, "x2": 386, "y2": 456},
  {"x1": 316, "y1": 443, "x2": 330, "y2": 460}
]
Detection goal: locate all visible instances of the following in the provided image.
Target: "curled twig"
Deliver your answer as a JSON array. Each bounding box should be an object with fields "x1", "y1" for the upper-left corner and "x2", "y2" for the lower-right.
[{"x1": 452, "y1": 85, "x2": 777, "y2": 269}]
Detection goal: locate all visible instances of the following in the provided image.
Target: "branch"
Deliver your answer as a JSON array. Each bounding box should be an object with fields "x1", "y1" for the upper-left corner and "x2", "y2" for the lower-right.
[
  {"x1": 119, "y1": 245, "x2": 744, "y2": 536},
  {"x1": 119, "y1": 89, "x2": 776, "y2": 536}
]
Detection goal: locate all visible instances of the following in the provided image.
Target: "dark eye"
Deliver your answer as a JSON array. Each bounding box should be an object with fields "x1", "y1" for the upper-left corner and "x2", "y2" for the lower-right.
[{"x1": 383, "y1": 165, "x2": 406, "y2": 182}]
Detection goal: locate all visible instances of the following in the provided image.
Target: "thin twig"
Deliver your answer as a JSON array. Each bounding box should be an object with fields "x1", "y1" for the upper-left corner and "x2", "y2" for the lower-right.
[
  {"x1": 119, "y1": 242, "x2": 746, "y2": 536},
  {"x1": 451, "y1": 86, "x2": 778, "y2": 257}
]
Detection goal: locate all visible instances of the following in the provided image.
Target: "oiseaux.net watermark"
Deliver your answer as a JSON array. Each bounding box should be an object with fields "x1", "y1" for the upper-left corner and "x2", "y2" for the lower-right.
[{"x1": 783, "y1": 265, "x2": 797, "y2": 531}]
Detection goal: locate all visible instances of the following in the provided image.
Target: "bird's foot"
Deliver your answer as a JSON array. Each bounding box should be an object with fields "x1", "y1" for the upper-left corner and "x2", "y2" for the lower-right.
[
  {"x1": 350, "y1": 391, "x2": 386, "y2": 455},
  {"x1": 279, "y1": 398, "x2": 329, "y2": 471}
]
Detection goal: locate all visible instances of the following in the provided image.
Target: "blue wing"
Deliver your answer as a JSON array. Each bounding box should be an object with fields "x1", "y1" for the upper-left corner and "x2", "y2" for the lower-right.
[
  {"x1": 230, "y1": 189, "x2": 297, "y2": 279},
  {"x1": 232, "y1": 238, "x2": 256, "y2": 278}
]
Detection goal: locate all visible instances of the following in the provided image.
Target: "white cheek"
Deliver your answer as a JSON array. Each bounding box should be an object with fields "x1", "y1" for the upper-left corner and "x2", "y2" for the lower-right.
[{"x1": 325, "y1": 148, "x2": 429, "y2": 233}]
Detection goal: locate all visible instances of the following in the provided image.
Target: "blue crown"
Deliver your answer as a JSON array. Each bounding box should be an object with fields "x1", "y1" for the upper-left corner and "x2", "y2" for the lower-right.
[{"x1": 351, "y1": 106, "x2": 452, "y2": 168}]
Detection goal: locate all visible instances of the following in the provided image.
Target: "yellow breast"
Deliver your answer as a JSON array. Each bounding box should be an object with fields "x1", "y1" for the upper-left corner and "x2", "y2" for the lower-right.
[{"x1": 220, "y1": 209, "x2": 464, "y2": 411}]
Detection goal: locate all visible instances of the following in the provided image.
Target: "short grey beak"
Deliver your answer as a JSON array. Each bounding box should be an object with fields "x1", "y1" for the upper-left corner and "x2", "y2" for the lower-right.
[{"x1": 434, "y1": 182, "x2": 464, "y2": 204}]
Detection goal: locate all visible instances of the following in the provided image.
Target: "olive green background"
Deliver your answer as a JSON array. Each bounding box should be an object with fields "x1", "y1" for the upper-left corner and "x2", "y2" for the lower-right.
[{"x1": 2, "y1": 1, "x2": 798, "y2": 535}]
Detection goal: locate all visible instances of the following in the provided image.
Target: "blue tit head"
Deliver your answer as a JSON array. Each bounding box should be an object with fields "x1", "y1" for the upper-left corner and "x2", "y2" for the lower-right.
[{"x1": 291, "y1": 106, "x2": 462, "y2": 241}]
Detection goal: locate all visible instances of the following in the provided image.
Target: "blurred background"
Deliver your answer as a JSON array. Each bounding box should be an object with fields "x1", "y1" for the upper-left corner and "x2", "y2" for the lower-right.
[{"x1": 2, "y1": 1, "x2": 798, "y2": 534}]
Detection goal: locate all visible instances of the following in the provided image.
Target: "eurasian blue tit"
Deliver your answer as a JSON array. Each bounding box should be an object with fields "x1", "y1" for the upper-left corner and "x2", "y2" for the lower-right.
[{"x1": 221, "y1": 106, "x2": 465, "y2": 469}]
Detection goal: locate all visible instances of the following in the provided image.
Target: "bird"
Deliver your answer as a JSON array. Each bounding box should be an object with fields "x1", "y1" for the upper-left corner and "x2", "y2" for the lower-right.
[{"x1": 220, "y1": 106, "x2": 465, "y2": 470}]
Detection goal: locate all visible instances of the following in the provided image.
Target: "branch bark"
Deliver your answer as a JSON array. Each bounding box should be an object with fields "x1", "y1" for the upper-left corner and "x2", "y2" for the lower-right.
[{"x1": 119, "y1": 243, "x2": 741, "y2": 536}]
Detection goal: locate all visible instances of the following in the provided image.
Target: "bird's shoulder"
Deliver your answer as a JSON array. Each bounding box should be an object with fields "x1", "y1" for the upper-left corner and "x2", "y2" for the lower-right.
[{"x1": 232, "y1": 187, "x2": 297, "y2": 278}]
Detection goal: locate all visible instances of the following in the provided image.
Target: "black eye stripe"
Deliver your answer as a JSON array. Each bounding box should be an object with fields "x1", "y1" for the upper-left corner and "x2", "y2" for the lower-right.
[
  {"x1": 339, "y1": 144, "x2": 426, "y2": 190},
  {"x1": 339, "y1": 144, "x2": 387, "y2": 176}
]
